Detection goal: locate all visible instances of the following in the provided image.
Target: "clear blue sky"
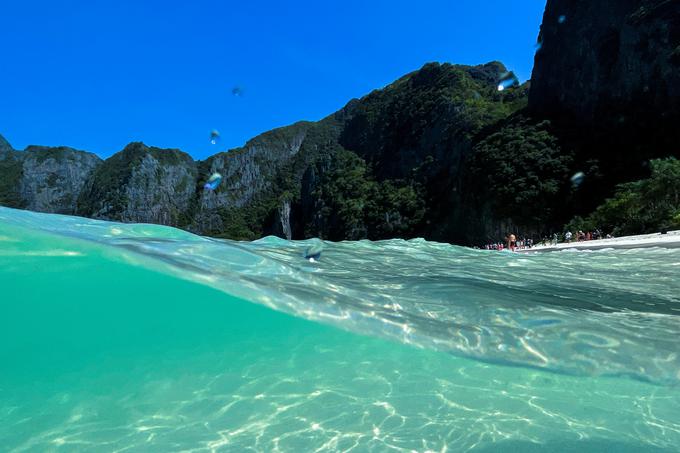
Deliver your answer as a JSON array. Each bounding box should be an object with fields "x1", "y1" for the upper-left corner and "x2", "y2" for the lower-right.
[{"x1": 0, "y1": 0, "x2": 546, "y2": 159}]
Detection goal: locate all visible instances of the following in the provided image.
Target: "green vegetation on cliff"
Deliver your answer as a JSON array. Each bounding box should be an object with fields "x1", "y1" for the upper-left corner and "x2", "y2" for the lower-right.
[
  {"x1": 77, "y1": 143, "x2": 195, "y2": 222},
  {"x1": 5, "y1": 0, "x2": 680, "y2": 245},
  {"x1": 340, "y1": 62, "x2": 527, "y2": 179},
  {"x1": 567, "y1": 158, "x2": 680, "y2": 236},
  {"x1": 467, "y1": 117, "x2": 572, "y2": 227},
  {"x1": 311, "y1": 149, "x2": 426, "y2": 240},
  {"x1": 0, "y1": 136, "x2": 23, "y2": 208},
  {"x1": 0, "y1": 155, "x2": 24, "y2": 208}
]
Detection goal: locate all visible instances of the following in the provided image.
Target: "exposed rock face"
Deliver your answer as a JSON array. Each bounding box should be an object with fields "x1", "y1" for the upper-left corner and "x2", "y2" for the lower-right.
[
  {"x1": 191, "y1": 123, "x2": 312, "y2": 234},
  {"x1": 76, "y1": 143, "x2": 197, "y2": 226},
  {"x1": 4, "y1": 1, "x2": 679, "y2": 244},
  {"x1": 0, "y1": 62, "x2": 529, "y2": 243},
  {"x1": 0, "y1": 138, "x2": 101, "y2": 213},
  {"x1": 529, "y1": 0, "x2": 680, "y2": 215},
  {"x1": 18, "y1": 146, "x2": 101, "y2": 214},
  {"x1": 530, "y1": 0, "x2": 680, "y2": 125},
  {"x1": 272, "y1": 200, "x2": 292, "y2": 240},
  {"x1": 0, "y1": 135, "x2": 23, "y2": 207},
  {"x1": 0, "y1": 134, "x2": 13, "y2": 157}
]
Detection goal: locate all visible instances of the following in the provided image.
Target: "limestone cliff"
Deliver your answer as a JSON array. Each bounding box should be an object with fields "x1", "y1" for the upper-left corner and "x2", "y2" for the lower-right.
[
  {"x1": 0, "y1": 62, "x2": 530, "y2": 242},
  {"x1": 76, "y1": 143, "x2": 197, "y2": 226},
  {"x1": 0, "y1": 135, "x2": 23, "y2": 207},
  {"x1": 3, "y1": 1, "x2": 679, "y2": 244},
  {"x1": 529, "y1": 0, "x2": 680, "y2": 204},
  {"x1": 0, "y1": 137, "x2": 101, "y2": 213},
  {"x1": 0, "y1": 134, "x2": 13, "y2": 157},
  {"x1": 531, "y1": 0, "x2": 680, "y2": 126},
  {"x1": 19, "y1": 146, "x2": 101, "y2": 214},
  {"x1": 190, "y1": 122, "x2": 313, "y2": 236}
]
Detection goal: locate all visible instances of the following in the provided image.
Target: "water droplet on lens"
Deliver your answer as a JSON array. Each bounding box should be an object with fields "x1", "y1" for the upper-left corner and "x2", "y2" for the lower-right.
[
  {"x1": 203, "y1": 172, "x2": 222, "y2": 191},
  {"x1": 231, "y1": 86, "x2": 243, "y2": 97},
  {"x1": 558, "y1": 15, "x2": 566, "y2": 24},
  {"x1": 304, "y1": 240, "x2": 325, "y2": 261},
  {"x1": 497, "y1": 72, "x2": 519, "y2": 92},
  {"x1": 210, "y1": 129, "x2": 220, "y2": 145},
  {"x1": 570, "y1": 171, "x2": 585, "y2": 188}
]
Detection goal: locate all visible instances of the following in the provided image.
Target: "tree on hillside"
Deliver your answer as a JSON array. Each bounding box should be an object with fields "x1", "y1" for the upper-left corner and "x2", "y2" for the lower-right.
[{"x1": 572, "y1": 158, "x2": 680, "y2": 235}]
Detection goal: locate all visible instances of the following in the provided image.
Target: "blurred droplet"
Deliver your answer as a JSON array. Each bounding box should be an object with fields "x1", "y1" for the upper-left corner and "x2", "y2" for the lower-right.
[
  {"x1": 210, "y1": 129, "x2": 220, "y2": 145},
  {"x1": 497, "y1": 72, "x2": 519, "y2": 92},
  {"x1": 232, "y1": 86, "x2": 243, "y2": 97},
  {"x1": 570, "y1": 171, "x2": 585, "y2": 188},
  {"x1": 204, "y1": 172, "x2": 222, "y2": 191},
  {"x1": 304, "y1": 240, "x2": 325, "y2": 261},
  {"x1": 558, "y1": 15, "x2": 566, "y2": 24}
]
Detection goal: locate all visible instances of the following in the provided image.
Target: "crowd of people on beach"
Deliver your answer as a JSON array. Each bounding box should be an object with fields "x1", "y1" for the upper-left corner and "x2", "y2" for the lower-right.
[
  {"x1": 483, "y1": 235, "x2": 533, "y2": 251},
  {"x1": 482, "y1": 229, "x2": 612, "y2": 251}
]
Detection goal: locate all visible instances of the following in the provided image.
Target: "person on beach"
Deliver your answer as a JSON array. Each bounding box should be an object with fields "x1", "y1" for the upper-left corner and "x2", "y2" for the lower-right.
[
  {"x1": 507, "y1": 233, "x2": 516, "y2": 251},
  {"x1": 565, "y1": 231, "x2": 572, "y2": 243}
]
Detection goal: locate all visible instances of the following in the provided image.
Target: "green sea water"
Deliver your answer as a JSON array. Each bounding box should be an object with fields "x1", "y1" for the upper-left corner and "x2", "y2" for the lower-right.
[{"x1": 1, "y1": 207, "x2": 679, "y2": 452}]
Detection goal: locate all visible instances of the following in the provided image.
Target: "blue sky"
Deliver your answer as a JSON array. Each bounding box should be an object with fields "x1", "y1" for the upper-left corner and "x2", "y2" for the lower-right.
[{"x1": 0, "y1": 0, "x2": 546, "y2": 159}]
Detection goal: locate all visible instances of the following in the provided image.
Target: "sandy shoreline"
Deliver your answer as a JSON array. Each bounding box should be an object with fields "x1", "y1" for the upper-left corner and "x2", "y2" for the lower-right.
[{"x1": 516, "y1": 230, "x2": 680, "y2": 253}]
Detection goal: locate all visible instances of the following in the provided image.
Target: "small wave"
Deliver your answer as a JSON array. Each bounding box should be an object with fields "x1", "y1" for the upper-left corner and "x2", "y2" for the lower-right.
[{"x1": 2, "y1": 207, "x2": 680, "y2": 384}]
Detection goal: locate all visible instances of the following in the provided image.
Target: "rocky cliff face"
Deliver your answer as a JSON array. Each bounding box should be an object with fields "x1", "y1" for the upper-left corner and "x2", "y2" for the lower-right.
[
  {"x1": 3, "y1": 0, "x2": 678, "y2": 244},
  {"x1": 191, "y1": 122, "x2": 312, "y2": 235},
  {"x1": 0, "y1": 134, "x2": 13, "y2": 157},
  {"x1": 271, "y1": 199, "x2": 292, "y2": 240},
  {"x1": 77, "y1": 143, "x2": 197, "y2": 226},
  {"x1": 0, "y1": 137, "x2": 101, "y2": 213},
  {"x1": 0, "y1": 135, "x2": 23, "y2": 207},
  {"x1": 531, "y1": 0, "x2": 680, "y2": 125},
  {"x1": 0, "y1": 62, "x2": 530, "y2": 243},
  {"x1": 529, "y1": 0, "x2": 680, "y2": 215},
  {"x1": 19, "y1": 146, "x2": 101, "y2": 214}
]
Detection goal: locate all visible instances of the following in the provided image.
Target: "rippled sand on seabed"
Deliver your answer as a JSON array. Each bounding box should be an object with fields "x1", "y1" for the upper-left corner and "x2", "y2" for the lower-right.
[{"x1": 1, "y1": 206, "x2": 679, "y2": 452}]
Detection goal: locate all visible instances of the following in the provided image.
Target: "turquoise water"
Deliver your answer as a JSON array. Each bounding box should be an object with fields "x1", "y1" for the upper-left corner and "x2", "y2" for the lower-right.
[{"x1": 1, "y1": 207, "x2": 679, "y2": 452}]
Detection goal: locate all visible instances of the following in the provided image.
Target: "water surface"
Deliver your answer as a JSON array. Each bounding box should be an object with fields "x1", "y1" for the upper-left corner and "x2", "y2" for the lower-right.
[{"x1": 1, "y1": 207, "x2": 679, "y2": 452}]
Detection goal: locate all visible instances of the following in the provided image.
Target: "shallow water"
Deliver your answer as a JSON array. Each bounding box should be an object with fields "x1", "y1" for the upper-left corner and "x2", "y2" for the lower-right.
[{"x1": 1, "y1": 207, "x2": 679, "y2": 452}]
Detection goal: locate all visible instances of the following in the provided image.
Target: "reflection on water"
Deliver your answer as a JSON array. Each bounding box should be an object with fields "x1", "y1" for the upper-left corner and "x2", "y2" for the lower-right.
[{"x1": 1, "y1": 207, "x2": 680, "y2": 452}]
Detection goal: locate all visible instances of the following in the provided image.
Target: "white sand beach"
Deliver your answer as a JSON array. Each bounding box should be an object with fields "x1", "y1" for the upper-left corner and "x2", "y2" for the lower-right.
[{"x1": 518, "y1": 230, "x2": 680, "y2": 253}]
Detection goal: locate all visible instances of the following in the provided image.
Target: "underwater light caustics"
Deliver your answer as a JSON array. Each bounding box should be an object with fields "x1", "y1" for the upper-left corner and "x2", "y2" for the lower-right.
[
  {"x1": 204, "y1": 172, "x2": 222, "y2": 191},
  {"x1": 210, "y1": 130, "x2": 220, "y2": 145}
]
